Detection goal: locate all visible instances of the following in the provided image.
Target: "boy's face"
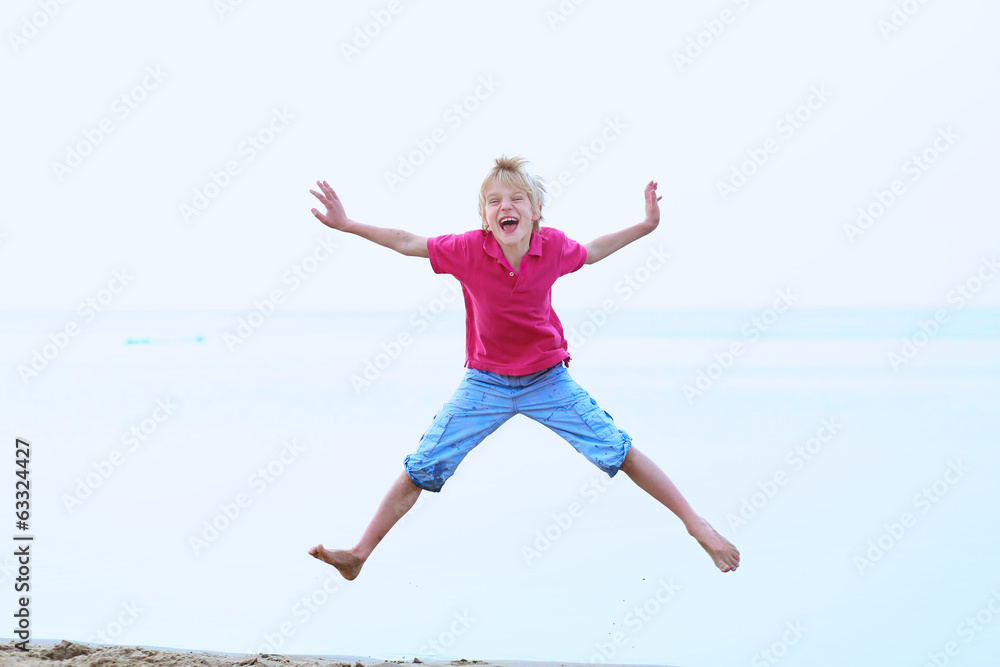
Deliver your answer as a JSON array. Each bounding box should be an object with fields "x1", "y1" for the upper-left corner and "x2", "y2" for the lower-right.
[{"x1": 482, "y1": 181, "x2": 539, "y2": 250}]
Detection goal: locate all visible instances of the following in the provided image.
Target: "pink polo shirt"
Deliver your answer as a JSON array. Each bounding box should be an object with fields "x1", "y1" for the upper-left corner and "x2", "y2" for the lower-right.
[{"x1": 428, "y1": 227, "x2": 588, "y2": 376}]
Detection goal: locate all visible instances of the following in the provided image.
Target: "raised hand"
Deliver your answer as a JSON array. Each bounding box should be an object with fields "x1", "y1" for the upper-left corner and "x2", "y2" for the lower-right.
[
  {"x1": 644, "y1": 180, "x2": 662, "y2": 228},
  {"x1": 310, "y1": 180, "x2": 351, "y2": 231}
]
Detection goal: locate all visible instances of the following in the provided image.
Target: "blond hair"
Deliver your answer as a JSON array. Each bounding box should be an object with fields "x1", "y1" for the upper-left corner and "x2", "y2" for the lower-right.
[{"x1": 478, "y1": 155, "x2": 546, "y2": 232}]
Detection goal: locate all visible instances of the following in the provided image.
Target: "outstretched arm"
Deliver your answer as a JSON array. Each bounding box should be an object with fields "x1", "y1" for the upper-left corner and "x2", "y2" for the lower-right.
[
  {"x1": 310, "y1": 180, "x2": 429, "y2": 258},
  {"x1": 584, "y1": 181, "x2": 661, "y2": 265}
]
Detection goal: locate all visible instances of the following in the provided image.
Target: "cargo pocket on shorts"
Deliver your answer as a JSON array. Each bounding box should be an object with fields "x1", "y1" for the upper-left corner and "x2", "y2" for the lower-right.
[
  {"x1": 571, "y1": 397, "x2": 615, "y2": 440},
  {"x1": 420, "y1": 411, "x2": 456, "y2": 450}
]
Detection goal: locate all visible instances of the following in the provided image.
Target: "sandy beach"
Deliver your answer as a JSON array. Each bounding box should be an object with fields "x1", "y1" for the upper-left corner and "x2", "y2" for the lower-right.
[{"x1": 0, "y1": 641, "x2": 665, "y2": 667}]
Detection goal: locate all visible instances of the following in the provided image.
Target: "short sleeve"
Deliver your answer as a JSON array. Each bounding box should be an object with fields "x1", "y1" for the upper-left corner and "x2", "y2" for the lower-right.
[
  {"x1": 427, "y1": 233, "x2": 470, "y2": 280},
  {"x1": 558, "y1": 231, "x2": 588, "y2": 276}
]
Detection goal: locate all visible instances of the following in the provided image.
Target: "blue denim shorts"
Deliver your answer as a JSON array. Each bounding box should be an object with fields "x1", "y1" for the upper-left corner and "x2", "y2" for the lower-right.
[{"x1": 404, "y1": 363, "x2": 632, "y2": 492}]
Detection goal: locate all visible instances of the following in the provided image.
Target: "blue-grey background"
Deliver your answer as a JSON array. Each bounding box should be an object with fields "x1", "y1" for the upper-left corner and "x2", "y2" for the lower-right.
[{"x1": 2, "y1": 1, "x2": 999, "y2": 665}]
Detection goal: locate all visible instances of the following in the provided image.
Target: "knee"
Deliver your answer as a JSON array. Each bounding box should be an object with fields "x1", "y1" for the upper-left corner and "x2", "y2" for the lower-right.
[
  {"x1": 401, "y1": 470, "x2": 423, "y2": 494},
  {"x1": 402, "y1": 461, "x2": 445, "y2": 493},
  {"x1": 618, "y1": 447, "x2": 636, "y2": 474}
]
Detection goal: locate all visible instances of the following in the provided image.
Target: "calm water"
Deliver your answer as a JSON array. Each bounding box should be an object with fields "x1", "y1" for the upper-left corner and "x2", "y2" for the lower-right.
[{"x1": 2, "y1": 308, "x2": 998, "y2": 666}]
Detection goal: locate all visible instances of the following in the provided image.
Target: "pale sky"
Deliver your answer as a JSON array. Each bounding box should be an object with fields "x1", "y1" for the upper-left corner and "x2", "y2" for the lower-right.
[
  {"x1": 3, "y1": 0, "x2": 999, "y2": 312},
  {"x1": 3, "y1": 4, "x2": 999, "y2": 663}
]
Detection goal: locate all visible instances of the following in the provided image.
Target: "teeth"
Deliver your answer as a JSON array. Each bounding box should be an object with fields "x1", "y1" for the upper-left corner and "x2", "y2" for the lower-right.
[{"x1": 500, "y1": 217, "x2": 518, "y2": 225}]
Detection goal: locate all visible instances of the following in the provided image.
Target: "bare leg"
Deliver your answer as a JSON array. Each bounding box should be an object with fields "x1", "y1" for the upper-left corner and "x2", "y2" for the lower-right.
[
  {"x1": 618, "y1": 446, "x2": 740, "y2": 572},
  {"x1": 309, "y1": 470, "x2": 422, "y2": 580}
]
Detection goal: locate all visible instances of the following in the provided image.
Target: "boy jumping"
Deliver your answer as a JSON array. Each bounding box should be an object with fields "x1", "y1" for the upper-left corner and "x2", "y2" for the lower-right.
[{"x1": 307, "y1": 156, "x2": 739, "y2": 578}]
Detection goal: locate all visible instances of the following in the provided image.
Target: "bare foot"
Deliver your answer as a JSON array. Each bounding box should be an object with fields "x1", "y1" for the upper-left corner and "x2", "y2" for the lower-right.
[
  {"x1": 308, "y1": 544, "x2": 364, "y2": 580},
  {"x1": 687, "y1": 519, "x2": 740, "y2": 572}
]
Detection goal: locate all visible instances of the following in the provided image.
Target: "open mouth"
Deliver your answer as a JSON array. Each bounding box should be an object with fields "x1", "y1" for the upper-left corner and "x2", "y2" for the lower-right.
[{"x1": 499, "y1": 216, "x2": 519, "y2": 233}]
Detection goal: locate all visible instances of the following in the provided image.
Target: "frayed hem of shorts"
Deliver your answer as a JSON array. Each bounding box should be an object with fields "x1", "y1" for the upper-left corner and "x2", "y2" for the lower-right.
[
  {"x1": 404, "y1": 466, "x2": 444, "y2": 493},
  {"x1": 605, "y1": 433, "x2": 634, "y2": 478}
]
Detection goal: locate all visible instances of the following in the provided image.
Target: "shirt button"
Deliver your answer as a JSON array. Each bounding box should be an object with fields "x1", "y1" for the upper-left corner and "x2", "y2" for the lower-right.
[{"x1": 509, "y1": 272, "x2": 514, "y2": 277}]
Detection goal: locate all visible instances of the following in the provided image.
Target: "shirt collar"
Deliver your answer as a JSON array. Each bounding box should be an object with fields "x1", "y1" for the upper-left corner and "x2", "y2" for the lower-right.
[{"x1": 482, "y1": 228, "x2": 543, "y2": 262}]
